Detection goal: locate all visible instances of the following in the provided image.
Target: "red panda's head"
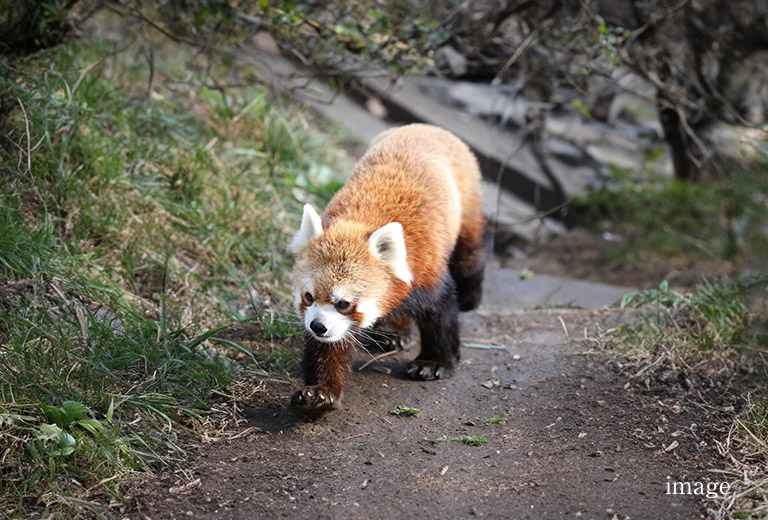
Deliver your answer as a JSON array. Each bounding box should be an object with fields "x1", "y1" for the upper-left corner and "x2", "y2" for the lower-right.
[{"x1": 288, "y1": 204, "x2": 412, "y2": 343}]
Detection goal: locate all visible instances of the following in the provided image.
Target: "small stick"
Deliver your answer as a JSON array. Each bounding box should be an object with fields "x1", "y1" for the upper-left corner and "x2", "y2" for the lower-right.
[{"x1": 357, "y1": 349, "x2": 399, "y2": 371}]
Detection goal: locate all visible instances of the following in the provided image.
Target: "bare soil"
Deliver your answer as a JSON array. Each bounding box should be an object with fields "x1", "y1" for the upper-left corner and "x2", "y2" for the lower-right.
[
  {"x1": 498, "y1": 229, "x2": 744, "y2": 290},
  {"x1": 130, "y1": 308, "x2": 732, "y2": 519}
]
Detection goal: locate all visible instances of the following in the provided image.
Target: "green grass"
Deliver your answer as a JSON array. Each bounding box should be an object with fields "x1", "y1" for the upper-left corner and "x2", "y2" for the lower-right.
[
  {"x1": 432, "y1": 434, "x2": 488, "y2": 447},
  {"x1": 390, "y1": 406, "x2": 420, "y2": 417},
  {"x1": 615, "y1": 279, "x2": 750, "y2": 381},
  {"x1": 0, "y1": 19, "x2": 344, "y2": 517},
  {"x1": 572, "y1": 164, "x2": 768, "y2": 262}
]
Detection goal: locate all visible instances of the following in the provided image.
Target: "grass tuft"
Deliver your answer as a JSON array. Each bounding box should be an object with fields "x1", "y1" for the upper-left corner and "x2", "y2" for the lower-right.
[
  {"x1": 390, "y1": 406, "x2": 420, "y2": 417},
  {"x1": 613, "y1": 279, "x2": 750, "y2": 384},
  {"x1": 432, "y1": 434, "x2": 488, "y2": 447}
]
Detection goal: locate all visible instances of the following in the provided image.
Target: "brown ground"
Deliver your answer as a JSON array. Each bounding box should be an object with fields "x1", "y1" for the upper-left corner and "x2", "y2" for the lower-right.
[
  {"x1": 498, "y1": 229, "x2": 744, "y2": 290},
  {"x1": 130, "y1": 308, "x2": 733, "y2": 519}
]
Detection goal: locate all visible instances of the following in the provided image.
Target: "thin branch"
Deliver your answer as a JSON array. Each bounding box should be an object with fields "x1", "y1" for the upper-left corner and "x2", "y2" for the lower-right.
[
  {"x1": 138, "y1": 25, "x2": 156, "y2": 97},
  {"x1": 493, "y1": 29, "x2": 538, "y2": 84},
  {"x1": 514, "y1": 199, "x2": 573, "y2": 225},
  {"x1": 16, "y1": 97, "x2": 32, "y2": 175},
  {"x1": 628, "y1": 0, "x2": 695, "y2": 43},
  {"x1": 357, "y1": 349, "x2": 399, "y2": 371},
  {"x1": 670, "y1": 101, "x2": 712, "y2": 168},
  {"x1": 105, "y1": 1, "x2": 197, "y2": 46}
]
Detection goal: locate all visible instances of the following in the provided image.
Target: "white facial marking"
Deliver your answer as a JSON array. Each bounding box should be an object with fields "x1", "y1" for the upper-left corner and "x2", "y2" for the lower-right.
[
  {"x1": 304, "y1": 303, "x2": 352, "y2": 343},
  {"x1": 356, "y1": 298, "x2": 382, "y2": 329},
  {"x1": 294, "y1": 279, "x2": 314, "y2": 312},
  {"x1": 368, "y1": 222, "x2": 413, "y2": 285},
  {"x1": 287, "y1": 204, "x2": 323, "y2": 253},
  {"x1": 331, "y1": 288, "x2": 349, "y2": 305}
]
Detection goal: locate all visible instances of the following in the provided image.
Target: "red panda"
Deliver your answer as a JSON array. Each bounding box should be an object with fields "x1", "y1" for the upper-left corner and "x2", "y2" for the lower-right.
[{"x1": 287, "y1": 124, "x2": 485, "y2": 414}]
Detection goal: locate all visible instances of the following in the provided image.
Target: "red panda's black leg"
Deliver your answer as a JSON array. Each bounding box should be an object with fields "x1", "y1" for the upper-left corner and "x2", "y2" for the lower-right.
[
  {"x1": 406, "y1": 276, "x2": 461, "y2": 380},
  {"x1": 290, "y1": 333, "x2": 355, "y2": 415},
  {"x1": 449, "y1": 227, "x2": 487, "y2": 312},
  {"x1": 360, "y1": 314, "x2": 413, "y2": 352}
]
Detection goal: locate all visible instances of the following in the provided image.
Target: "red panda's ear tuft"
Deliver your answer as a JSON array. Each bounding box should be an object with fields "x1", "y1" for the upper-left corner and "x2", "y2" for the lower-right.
[
  {"x1": 287, "y1": 204, "x2": 323, "y2": 253},
  {"x1": 368, "y1": 222, "x2": 413, "y2": 285}
]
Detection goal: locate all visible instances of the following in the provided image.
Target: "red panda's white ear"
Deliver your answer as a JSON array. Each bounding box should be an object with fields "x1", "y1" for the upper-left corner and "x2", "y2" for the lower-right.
[
  {"x1": 368, "y1": 222, "x2": 413, "y2": 285},
  {"x1": 287, "y1": 204, "x2": 323, "y2": 253}
]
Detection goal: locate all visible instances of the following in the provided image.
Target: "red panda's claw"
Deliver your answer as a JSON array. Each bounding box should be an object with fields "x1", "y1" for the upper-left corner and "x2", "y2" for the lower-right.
[
  {"x1": 406, "y1": 360, "x2": 456, "y2": 381},
  {"x1": 290, "y1": 385, "x2": 338, "y2": 415}
]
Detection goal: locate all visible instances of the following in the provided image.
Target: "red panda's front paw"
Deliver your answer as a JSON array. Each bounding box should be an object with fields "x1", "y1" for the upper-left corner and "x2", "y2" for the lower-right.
[
  {"x1": 406, "y1": 359, "x2": 456, "y2": 380},
  {"x1": 290, "y1": 385, "x2": 339, "y2": 415}
]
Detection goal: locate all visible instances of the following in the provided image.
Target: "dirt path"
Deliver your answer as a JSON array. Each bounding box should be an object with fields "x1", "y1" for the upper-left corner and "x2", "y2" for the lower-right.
[{"x1": 133, "y1": 307, "x2": 724, "y2": 519}]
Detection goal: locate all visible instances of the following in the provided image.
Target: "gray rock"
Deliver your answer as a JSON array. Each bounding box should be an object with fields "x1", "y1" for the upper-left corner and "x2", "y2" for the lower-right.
[
  {"x1": 545, "y1": 138, "x2": 587, "y2": 166},
  {"x1": 434, "y1": 45, "x2": 469, "y2": 77},
  {"x1": 481, "y1": 268, "x2": 635, "y2": 311},
  {"x1": 481, "y1": 179, "x2": 566, "y2": 245}
]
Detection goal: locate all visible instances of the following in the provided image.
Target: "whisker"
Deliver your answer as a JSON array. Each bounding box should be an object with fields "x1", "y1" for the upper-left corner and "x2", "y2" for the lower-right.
[
  {"x1": 351, "y1": 324, "x2": 402, "y2": 353},
  {"x1": 347, "y1": 326, "x2": 382, "y2": 359},
  {"x1": 347, "y1": 331, "x2": 375, "y2": 360}
]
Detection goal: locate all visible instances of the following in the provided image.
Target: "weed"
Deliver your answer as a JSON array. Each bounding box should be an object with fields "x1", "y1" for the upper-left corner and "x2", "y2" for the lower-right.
[
  {"x1": 621, "y1": 279, "x2": 749, "y2": 348},
  {"x1": 432, "y1": 434, "x2": 488, "y2": 447},
  {"x1": 614, "y1": 279, "x2": 749, "y2": 383},
  {"x1": 260, "y1": 313, "x2": 303, "y2": 342},
  {"x1": 485, "y1": 418, "x2": 507, "y2": 425},
  {"x1": 390, "y1": 406, "x2": 420, "y2": 417},
  {"x1": 249, "y1": 342, "x2": 302, "y2": 376}
]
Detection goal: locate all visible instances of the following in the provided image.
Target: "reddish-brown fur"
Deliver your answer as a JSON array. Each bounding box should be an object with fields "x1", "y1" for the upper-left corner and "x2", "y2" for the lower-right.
[
  {"x1": 324, "y1": 125, "x2": 484, "y2": 294},
  {"x1": 290, "y1": 124, "x2": 485, "y2": 414}
]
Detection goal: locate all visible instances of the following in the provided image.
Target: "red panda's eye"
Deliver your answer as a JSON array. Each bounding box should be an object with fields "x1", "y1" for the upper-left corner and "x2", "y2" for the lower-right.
[
  {"x1": 304, "y1": 292, "x2": 313, "y2": 304},
  {"x1": 335, "y1": 300, "x2": 350, "y2": 311}
]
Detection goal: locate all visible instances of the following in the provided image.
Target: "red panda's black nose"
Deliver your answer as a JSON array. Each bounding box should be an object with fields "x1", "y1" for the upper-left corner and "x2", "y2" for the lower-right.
[{"x1": 310, "y1": 319, "x2": 327, "y2": 335}]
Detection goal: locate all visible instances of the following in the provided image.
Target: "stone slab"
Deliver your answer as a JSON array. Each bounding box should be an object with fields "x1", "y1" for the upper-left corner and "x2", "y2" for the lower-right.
[{"x1": 482, "y1": 267, "x2": 635, "y2": 311}]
